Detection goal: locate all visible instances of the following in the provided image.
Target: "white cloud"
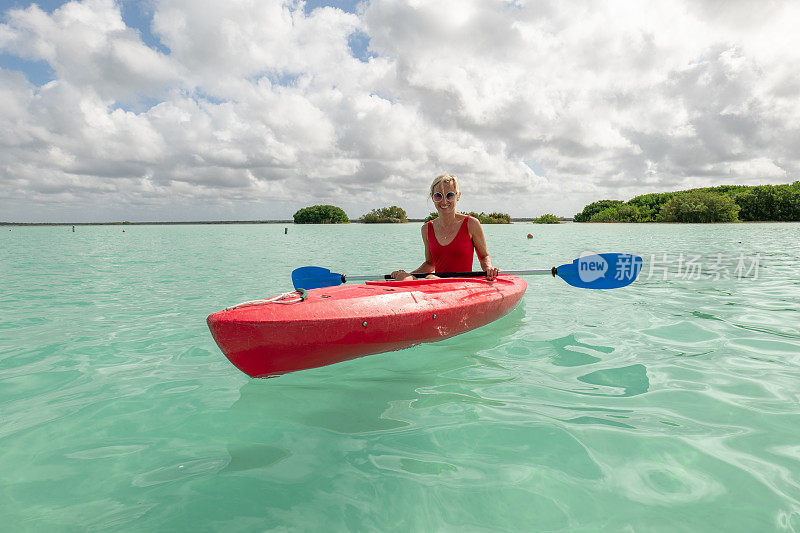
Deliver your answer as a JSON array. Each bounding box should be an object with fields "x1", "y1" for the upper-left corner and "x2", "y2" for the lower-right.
[
  {"x1": 0, "y1": 0, "x2": 798, "y2": 221},
  {"x1": 1, "y1": 0, "x2": 179, "y2": 100}
]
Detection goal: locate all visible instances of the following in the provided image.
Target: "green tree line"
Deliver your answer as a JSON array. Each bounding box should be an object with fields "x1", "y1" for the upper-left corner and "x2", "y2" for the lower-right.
[
  {"x1": 293, "y1": 205, "x2": 515, "y2": 224},
  {"x1": 425, "y1": 211, "x2": 512, "y2": 224},
  {"x1": 532, "y1": 214, "x2": 560, "y2": 224},
  {"x1": 574, "y1": 181, "x2": 800, "y2": 223},
  {"x1": 360, "y1": 206, "x2": 408, "y2": 223},
  {"x1": 293, "y1": 205, "x2": 349, "y2": 224}
]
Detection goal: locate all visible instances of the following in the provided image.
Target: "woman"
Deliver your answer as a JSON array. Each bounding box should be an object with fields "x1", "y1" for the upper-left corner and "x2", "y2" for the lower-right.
[{"x1": 391, "y1": 174, "x2": 500, "y2": 281}]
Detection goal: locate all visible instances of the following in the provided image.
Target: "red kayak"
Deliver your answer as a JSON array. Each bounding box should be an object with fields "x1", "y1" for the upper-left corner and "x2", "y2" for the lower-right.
[{"x1": 207, "y1": 275, "x2": 527, "y2": 378}]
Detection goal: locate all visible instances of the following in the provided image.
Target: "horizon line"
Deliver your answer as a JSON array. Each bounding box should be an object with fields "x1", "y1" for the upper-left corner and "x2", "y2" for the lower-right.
[{"x1": 1, "y1": 218, "x2": 573, "y2": 226}]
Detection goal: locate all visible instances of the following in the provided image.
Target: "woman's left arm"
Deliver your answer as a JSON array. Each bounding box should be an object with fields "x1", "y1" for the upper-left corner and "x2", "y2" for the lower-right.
[{"x1": 468, "y1": 217, "x2": 500, "y2": 281}]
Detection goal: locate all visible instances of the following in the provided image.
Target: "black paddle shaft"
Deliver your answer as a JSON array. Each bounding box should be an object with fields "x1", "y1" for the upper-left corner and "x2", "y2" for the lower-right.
[{"x1": 380, "y1": 268, "x2": 557, "y2": 280}]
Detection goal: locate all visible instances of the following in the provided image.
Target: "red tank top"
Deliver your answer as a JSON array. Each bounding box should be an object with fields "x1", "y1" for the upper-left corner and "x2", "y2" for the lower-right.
[{"x1": 428, "y1": 216, "x2": 476, "y2": 272}]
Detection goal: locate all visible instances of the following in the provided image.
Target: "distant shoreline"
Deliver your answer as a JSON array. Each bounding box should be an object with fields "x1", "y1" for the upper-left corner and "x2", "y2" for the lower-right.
[
  {"x1": 1, "y1": 220, "x2": 294, "y2": 226},
  {"x1": 1, "y1": 218, "x2": 574, "y2": 226}
]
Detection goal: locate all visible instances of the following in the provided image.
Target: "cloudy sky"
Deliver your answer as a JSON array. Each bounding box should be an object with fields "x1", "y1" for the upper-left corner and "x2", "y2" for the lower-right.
[{"x1": 1, "y1": 0, "x2": 798, "y2": 222}]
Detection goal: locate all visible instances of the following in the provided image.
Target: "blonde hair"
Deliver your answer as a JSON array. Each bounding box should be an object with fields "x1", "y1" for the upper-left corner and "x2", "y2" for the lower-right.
[{"x1": 429, "y1": 173, "x2": 460, "y2": 197}]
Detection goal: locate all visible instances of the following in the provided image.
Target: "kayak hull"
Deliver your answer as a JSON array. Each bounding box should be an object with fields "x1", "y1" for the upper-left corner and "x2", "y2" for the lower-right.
[{"x1": 207, "y1": 276, "x2": 527, "y2": 378}]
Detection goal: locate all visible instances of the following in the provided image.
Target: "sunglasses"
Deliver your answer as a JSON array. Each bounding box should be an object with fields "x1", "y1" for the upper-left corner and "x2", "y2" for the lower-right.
[{"x1": 432, "y1": 191, "x2": 457, "y2": 202}]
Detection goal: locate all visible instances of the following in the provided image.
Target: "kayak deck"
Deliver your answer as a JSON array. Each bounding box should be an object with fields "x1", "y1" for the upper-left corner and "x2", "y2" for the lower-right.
[{"x1": 207, "y1": 275, "x2": 527, "y2": 377}]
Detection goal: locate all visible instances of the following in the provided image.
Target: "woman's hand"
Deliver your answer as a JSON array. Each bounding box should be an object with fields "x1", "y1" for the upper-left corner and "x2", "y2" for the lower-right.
[
  {"x1": 485, "y1": 267, "x2": 500, "y2": 281},
  {"x1": 391, "y1": 270, "x2": 414, "y2": 281}
]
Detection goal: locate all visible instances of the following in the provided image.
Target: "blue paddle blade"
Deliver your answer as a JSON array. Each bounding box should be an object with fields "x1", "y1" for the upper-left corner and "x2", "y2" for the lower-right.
[
  {"x1": 555, "y1": 253, "x2": 643, "y2": 289},
  {"x1": 292, "y1": 266, "x2": 344, "y2": 290}
]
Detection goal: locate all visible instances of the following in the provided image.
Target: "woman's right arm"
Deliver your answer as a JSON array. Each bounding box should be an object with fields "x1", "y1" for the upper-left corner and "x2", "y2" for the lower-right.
[{"x1": 391, "y1": 224, "x2": 435, "y2": 280}]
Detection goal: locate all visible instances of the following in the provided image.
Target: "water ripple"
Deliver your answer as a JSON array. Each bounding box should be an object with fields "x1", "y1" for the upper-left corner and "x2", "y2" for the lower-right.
[{"x1": 3, "y1": 223, "x2": 800, "y2": 530}]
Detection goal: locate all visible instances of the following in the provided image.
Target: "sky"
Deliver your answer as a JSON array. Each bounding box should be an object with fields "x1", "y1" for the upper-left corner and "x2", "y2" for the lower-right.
[{"x1": 1, "y1": 0, "x2": 799, "y2": 222}]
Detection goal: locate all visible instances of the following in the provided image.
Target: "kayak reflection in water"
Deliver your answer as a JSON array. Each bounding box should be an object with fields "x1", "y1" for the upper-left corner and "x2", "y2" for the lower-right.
[{"x1": 391, "y1": 173, "x2": 500, "y2": 281}]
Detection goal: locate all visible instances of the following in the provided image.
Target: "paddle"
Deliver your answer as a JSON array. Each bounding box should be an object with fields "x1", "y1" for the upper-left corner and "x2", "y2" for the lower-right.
[{"x1": 292, "y1": 253, "x2": 643, "y2": 291}]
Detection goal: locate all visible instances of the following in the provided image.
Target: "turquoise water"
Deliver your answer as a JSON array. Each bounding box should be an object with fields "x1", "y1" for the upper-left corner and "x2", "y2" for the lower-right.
[{"x1": 2, "y1": 222, "x2": 800, "y2": 531}]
